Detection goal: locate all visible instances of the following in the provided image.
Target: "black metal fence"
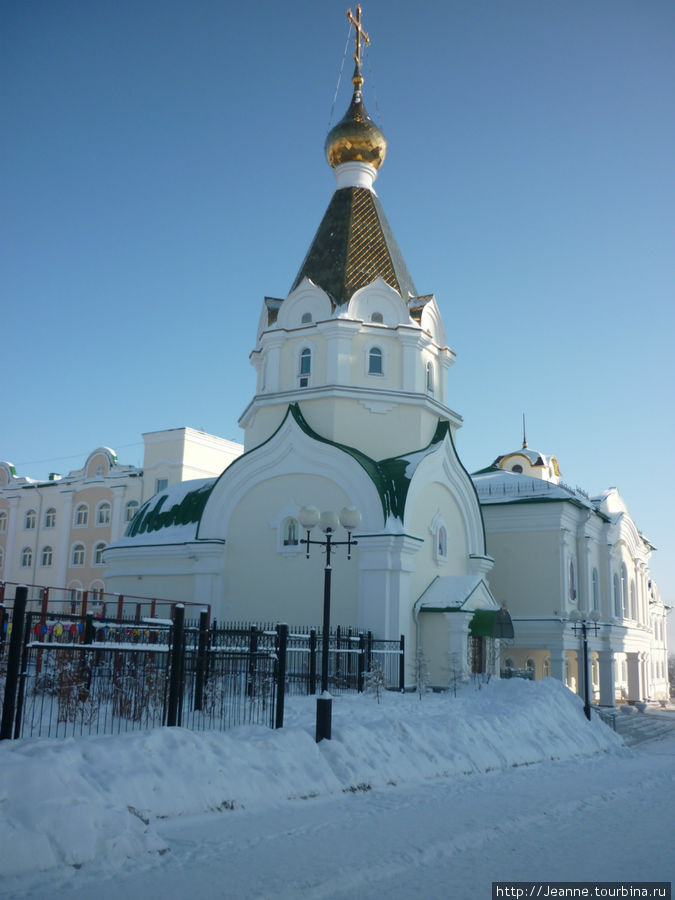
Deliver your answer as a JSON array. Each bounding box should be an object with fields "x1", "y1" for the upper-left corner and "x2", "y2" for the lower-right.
[{"x1": 0, "y1": 587, "x2": 404, "y2": 742}]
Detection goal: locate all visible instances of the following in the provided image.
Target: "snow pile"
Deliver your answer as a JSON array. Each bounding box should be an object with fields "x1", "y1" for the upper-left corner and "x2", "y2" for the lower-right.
[{"x1": 0, "y1": 678, "x2": 620, "y2": 878}]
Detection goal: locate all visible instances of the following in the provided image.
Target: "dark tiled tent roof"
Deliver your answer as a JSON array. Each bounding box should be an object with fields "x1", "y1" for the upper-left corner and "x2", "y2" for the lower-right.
[{"x1": 289, "y1": 187, "x2": 417, "y2": 307}]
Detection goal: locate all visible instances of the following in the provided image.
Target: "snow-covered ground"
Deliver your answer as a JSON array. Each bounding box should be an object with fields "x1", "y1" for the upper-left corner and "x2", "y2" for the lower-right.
[{"x1": 1, "y1": 679, "x2": 673, "y2": 899}]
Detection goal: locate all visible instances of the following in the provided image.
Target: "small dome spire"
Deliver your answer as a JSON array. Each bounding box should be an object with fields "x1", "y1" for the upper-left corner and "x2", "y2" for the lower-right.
[{"x1": 325, "y1": 6, "x2": 387, "y2": 172}]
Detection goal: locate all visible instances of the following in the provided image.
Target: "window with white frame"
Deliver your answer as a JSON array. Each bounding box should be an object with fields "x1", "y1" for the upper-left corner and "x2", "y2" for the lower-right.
[
  {"x1": 72, "y1": 543, "x2": 86, "y2": 566},
  {"x1": 543, "y1": 657, "x2": 551, "y2": 677},
  {"x1": 96, "y1": 502, "x2": 111, "y2": 526},
  {"x1": 155, "y1": 478, "x2": 169, "y2": 493},
  {"x1": 41, "y1": 546, "x2": 53, "y2": 567},
  {"x1": 74, "y1": 504, "x2": 89, "y2": 527},
  {"x1": 425, "y1": 361, "x2": 434, "y2": 395},
  {"x1": 25, "y1": 509, "x2": 36, "y2": 530},
  {"x1": 368, "y1": 346, "x2": 383, "y2": 375},
  {"x1": 437, "y1": 526, "x2": 447, "y2": 560},
  {"x1": 0, "y1": 547, "x2": 4, "y2": 568},
  {"x1": 282, "y1": 518, "x2": 299, "y2": 546},
  {"x1": 0, "y1": 511, "x2": 6, "y2": 532},
  {"x1": 21, "y1": 546, "x2": 32, "y2": 568},
  {"x1": 45, "y1": 507, "x2": 56, "y2": 528},
  {"x1": 93, "y1": 542, "x2": 106, "y2": 565},
  {"x1": 568, "y1": 558, "x2": 577, "y2": 603},
  {"x1": 298, "y1": 347, "x2": 311, "y2": 387},
  {"x1": 125, "y1": 500, "x2": 139, "y2": 522},
  {"x1": 90, "y1": 583, "x2": 105, "y2": 605},
  {"x1": 429, "y1": 514, "x2": 448, "y2": 564}
]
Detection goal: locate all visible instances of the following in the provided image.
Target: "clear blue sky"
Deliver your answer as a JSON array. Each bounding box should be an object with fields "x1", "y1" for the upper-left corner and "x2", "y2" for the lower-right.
[{"x1": 3, "y1": 1, "x2": 673, "y2": 636}]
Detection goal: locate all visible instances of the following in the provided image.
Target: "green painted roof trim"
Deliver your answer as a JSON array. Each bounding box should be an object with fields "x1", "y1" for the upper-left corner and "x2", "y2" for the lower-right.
[
  {"x1": 471, "y1": 465, "x2": 501, "y2": 476},
  {"x1": 126, "y1": 481, "x2": 216, "y2": 537},
  {"x1": 192, "y1": 404, "x2": 452, "y2": 537},
  {"x1": 289, "y1": 404, "x2": 449, "y2": 525},
  {"x1": 469, "y1": 608, "x2": 515, "y2": 639}
]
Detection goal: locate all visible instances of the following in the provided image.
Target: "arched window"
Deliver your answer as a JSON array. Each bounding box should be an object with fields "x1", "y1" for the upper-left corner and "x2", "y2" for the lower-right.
[
  {"x1": 430, "y1": 515, "x2": 448, "y2": 564},
  {"x1": 283, "y1": 518, "x2": 299, "y2": 546},
  {"x1": 368, "y1": 346, "x2": 383, "y2": 375},
  {"x1": 74, "y1": 504, "x2": 88, "y2": 527},
  {"x1": 613, "y1": 574, "x2": 622, "y2": 617},
  {"x1": 504, "y1": 658, "x2": 515, "y2": 671},
  {"x1": 93, "y1": 542, "x2": 106, "y2": 565},
  {"x1": 72, "y1": 543, "x2": 85, "y2": 567},
  {"x1": 41, "y1": 546, "x2": 53, "y2": 567},
  {"x1": 568, "y1": 558, "x2": 577, "y2": 603},
  {"x1": 592, "y1": 568, "x2": 599, "y2": 611},
  {"x1": 45, "y1": 508, "x2": 56, "y2": 528},
  {"x1": 425, "y1": 361, "x2": 434, "y2": 395},
  {"x1": 301, "y1": 312, "x2": 312, "y2": 324},
  {"x1": 21, "y1": 547, "x2": 32, "y2": 568},
  {"x1": 371, "y1": 312, "x2": 383, "y2": 324},
  {"x1": 437, "y1": 526, "x2": 447, "y2": 560},
  {"x1": 125, "y1": 500, "x2": 139, "y2": 523},
  {"x1": 526, "y1": 658, "x2": 535, "y2": 675},
  {"x1": 511, "y1": 464, "x2": 523, "y2": 473},
  {"x1": 629, "y1": 580, "x2": 636, "y2": 619},
  {"x1": 543, "y1": 657, "x2": 551, "y2": 678},
  {"x1": 299, "y1": 347, "x2": 311, "y2": 387},
  {"x1": 0, "y1": 547, "x2": 3, "y2": 569},
  {"x1": 0, "y1": 511, "x2": 6, "y2": 532},
  {"x1": 96, "y1": 502, "x2": 111, "y2": 526},
  {"x1": 25, "y1": 509, "x2": 36, "y2": 530},
  {"x1": 90, "y1": 583, "x2": 105, "y2": 605}
]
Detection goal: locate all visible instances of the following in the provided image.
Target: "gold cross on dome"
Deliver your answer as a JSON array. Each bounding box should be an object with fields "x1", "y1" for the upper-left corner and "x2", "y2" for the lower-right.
[{"x1": 347, "y1": 5, "x2": 370, "y2": 68}]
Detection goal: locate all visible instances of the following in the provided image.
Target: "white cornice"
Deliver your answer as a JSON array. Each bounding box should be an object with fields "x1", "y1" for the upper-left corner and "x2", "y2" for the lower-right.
[{"x1": 238, "y1": 385, "x2": 463, "y2": 430}]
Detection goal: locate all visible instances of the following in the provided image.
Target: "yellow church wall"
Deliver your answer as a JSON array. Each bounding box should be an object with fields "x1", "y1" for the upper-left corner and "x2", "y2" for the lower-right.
[
  {"x1": 221, "y1": 473, "x2": 360, "y2": 627},
  {"x1": 485, "y1": 529, "x2": 561, "y2": 616}
]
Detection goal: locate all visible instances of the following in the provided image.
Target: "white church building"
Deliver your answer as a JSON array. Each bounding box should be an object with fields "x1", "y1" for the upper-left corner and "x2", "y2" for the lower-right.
[
  {"x1": 472, "y1": 439, "x2": 670, "y2": 704},
  {"x1": 104, "y1": 26, "x2": 505, "y2": 688}
]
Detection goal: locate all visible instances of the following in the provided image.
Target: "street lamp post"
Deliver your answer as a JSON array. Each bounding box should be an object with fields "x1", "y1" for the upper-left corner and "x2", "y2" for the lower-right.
[
  {"x1": 569, "y1": 610, "x2": 600, "y2": 721},
  {"x1": 298, "y1": 505, "x2": 361, "y2": 742}
]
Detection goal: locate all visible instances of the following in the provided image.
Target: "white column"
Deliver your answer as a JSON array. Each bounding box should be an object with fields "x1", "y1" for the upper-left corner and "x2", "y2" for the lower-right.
[
  {"x1": 323, "y1": 321, "x2": 359, "y2": 385},
  {"x1": 54, "y1": 490, "x2": 74, "y2": 589},
  {"x1": 3, "y1": 496, "x2": 20, "y2": 585},
  {"x1": 597, "y1": 649, "x2": 616, "y2": 706},
  {"x1": 548, "y1": 647, "x2": 567, "y2": 683},
  {"x1": 583, "y1": 535, "x2": 593, "y2": 612},
  {"x1": 357, "y1": 532, "x2": 421, "y2": 646},
  {"x1": 626, "y1": 652, "x2": 643, "y2": 702},
  {"x1": 399, "y1": 333, "x2": 423, "y2": 393},
  {"x1": 447, "y1": 611, "x2": 473, "y2": 682},
  {"x1": 109, "y1": 484, "x2": 127, "y2": 542},
  {"x1": 260, "y1": 333, "x2": 285, "y2": 393}
]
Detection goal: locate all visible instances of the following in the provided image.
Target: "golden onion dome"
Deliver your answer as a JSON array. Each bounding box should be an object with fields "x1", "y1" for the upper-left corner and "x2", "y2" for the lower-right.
[{"x1": 325, "y1": 64, "x2": 387, "y2": 170}]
